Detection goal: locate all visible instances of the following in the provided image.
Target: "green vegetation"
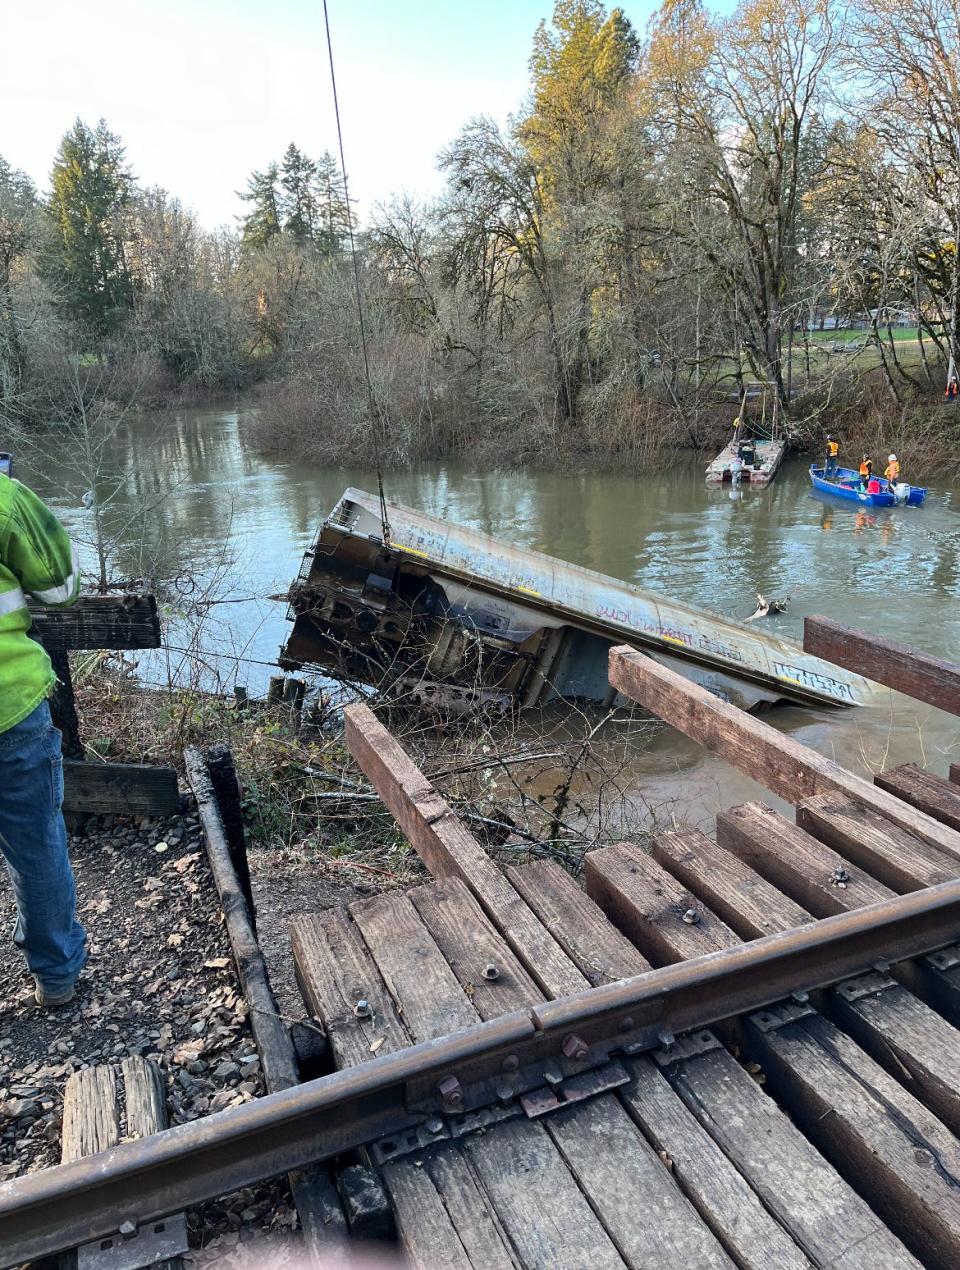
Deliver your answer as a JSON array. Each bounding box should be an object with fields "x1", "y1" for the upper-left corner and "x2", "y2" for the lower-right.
[{"x1": 3, "y1": 0, "x2": 960, "y2": 469}]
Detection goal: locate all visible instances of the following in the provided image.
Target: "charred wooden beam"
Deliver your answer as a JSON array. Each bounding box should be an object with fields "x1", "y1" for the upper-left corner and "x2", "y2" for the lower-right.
[
  {"x1": 48, "y1": 649, "x2": 83, "y2": 759},
  {"x1": 63, "y1": 760, "x2": 180, "y2": 817},
  {"x1": 803, "y1": 615, "x2": 960, "y2": 715},
  {"x1": 30, "y1": 594, "x2": 161, "y2": 652},
  {"x1": 183, "y1": 748, "x2": 347, "y2": 1255},
  {"x1": 205, "y1": 744, "x2": 254, "y2": 919}
]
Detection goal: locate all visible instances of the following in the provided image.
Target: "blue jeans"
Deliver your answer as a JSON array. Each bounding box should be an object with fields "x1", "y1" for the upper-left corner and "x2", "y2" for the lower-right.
[{"x1": 0, "y1": 700, "x2": 86, "y2": 992}]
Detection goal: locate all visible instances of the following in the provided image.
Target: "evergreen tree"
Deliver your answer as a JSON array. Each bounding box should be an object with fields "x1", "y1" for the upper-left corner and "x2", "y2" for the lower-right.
[
  {"x1": 45, "y1": 119, "x2": 135, "y2": 338},
  {"x1": 0, "y1": 157, "x2": 38, "y2": 404},
  {"x1": 238, "y1": 163, "x2": 282, "y2": 251},
  {"x1": 313, "y1": 150, "x2": 354, "y2": 256},
  {"x1": 280, "y1": 143, "x2": 319, "y2": 245}
]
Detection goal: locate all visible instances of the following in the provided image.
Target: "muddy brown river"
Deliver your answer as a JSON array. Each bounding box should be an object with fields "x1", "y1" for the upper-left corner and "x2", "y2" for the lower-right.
[{"x1": 20, "y1": 405, "x2": 960, "y2": 829}]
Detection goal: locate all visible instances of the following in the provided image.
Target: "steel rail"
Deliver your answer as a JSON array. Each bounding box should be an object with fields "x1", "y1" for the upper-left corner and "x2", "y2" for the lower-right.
[{"x1": 4, "y1": 877, "x2": 960, "y2": 1265}]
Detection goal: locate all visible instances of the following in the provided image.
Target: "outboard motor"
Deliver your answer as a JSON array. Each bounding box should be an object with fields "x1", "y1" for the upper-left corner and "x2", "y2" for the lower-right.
[{"x1": 893, "y1": 482, "x2": 910, "y2": 505}]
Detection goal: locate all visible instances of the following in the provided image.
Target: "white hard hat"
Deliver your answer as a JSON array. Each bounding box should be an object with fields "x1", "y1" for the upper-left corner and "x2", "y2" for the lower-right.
[{"x1": 888, "y1": 453, "x2": 897, "y2": 461}]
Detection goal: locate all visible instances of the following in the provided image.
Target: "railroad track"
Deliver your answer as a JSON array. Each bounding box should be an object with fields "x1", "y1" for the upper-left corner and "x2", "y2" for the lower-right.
[{"x1": 4, "y1": 642, "x2": 960, "y2": 1267}]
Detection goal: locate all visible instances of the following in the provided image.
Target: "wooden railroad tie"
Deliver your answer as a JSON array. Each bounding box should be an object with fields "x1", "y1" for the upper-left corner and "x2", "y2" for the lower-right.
[{"x1": 61, "y1": 1057, "x2": 187, "y2": 1269}]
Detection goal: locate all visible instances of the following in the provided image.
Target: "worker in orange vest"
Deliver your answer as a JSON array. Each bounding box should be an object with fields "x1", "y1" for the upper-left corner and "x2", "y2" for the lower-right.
[
  {"x1": 858, "y1": 455, "x2": 873, "y2": 491},
  {"x1": 825, "y1": 435, "x2": 840, "y2": 478},
  {"x1": 884, "y1": 453, "x2": 900, "y2": 484}
]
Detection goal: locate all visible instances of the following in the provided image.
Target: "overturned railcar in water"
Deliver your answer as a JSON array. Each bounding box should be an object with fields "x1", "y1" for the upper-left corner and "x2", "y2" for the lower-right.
[{"x1": 280, "y1": 488, "x2": 886, "y2": 713}]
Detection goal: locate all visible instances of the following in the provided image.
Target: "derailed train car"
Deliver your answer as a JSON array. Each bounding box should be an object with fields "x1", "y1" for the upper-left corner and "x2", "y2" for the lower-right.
[{"x1": 280, "y1": 488, "x2": 886, "y2": 713}]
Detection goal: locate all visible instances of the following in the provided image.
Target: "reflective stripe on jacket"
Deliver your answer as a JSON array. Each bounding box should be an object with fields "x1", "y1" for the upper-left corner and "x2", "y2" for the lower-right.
[{"x1": 0, "y1": 475, "x2": 80, "y2": 734}]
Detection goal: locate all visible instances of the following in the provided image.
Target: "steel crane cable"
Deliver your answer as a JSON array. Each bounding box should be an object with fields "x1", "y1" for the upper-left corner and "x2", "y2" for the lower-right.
[{"x1": 321, "y1": 0, "x2": 393, "y2": 547}]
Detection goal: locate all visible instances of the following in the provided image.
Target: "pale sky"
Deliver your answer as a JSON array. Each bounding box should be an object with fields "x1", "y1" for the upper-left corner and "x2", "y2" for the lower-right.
[{"x1": 3, "y1": 0, "x2": 642, "y2": 230}]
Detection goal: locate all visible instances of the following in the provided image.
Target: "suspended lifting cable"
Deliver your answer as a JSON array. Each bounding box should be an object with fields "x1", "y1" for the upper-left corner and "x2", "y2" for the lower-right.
[{"x1": 321, "y1": 0, "x2": 392, "y2": 547}]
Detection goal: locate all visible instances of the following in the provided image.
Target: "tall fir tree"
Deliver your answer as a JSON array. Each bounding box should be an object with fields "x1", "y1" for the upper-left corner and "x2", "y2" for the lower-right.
[
  {"x1": 238, "y1": 163, "x2": 282, "y2": 251},
  {"x1": 0, "y1": 157, "x2": 38, "y2": 403},
  {"x1": 313, "y1": 150, "x2": 354, "y2": 256},
  {"x1": 46, "y1": 118, "x2": 135, "y2": 338},
  {"x1": 280, "y1": 143, "x2": 319, "y2": 245}
]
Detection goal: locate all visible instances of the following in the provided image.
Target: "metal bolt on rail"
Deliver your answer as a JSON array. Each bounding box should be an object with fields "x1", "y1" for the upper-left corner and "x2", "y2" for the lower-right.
[
  {"x1": 482, "y1": 963, "x2": 501, "y2": 981},
  {"x1": 562, "y1": 1033, "x2": 590, "y2": 1062},
  {"x1": 682, "y1": 908, "x2": 700, "y2": 925},
  {"x1": 353, "y1": 999, "x2": 372, "y2": 1019},
  {"x1": 437, "y1": 1075, "x2": 464, "y2": 1111}
]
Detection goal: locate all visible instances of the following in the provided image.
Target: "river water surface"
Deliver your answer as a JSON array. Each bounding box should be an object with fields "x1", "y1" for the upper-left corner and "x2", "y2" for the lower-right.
[{"x1": 20, "y1": 405, "x2": 960, "y2": 827}]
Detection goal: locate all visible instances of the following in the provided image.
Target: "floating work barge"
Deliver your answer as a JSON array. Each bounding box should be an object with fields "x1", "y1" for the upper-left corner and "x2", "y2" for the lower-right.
[
  {"x1": 705, "y1": 437, "x2": 786, "y2": 486},
  {"x1": 281, "y1": 487, "x2": 884, "y2": 711}
]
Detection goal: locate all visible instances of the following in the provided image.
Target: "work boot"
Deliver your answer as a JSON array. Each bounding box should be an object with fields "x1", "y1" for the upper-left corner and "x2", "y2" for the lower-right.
[{"x1": 34, "y1": 980, "x2": 75, "y2": 1008}]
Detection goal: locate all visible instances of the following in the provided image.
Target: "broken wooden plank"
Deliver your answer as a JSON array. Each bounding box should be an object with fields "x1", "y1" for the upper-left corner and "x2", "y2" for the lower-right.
[
  {"x1": 795, "y1": 794, "x2": 957, "y2": 892},
  {"x1": 290, "y1": 909, "x2": 410, "y2": 1069},
  {"x1": 506, "y1": 859, "x2": 651, "y2": 985},
  {"x1": 875, "y1": 763, "x2": 960, "y2": 833},
  {"x1": 654, "y1": 824, "x2": 960, "y2": 1140},
  {"x1": 61, "y1": 1067, "x2": 119, "y2": 1163},
  {"x1": 120, "y1": 1057, "x2": 185, "y2": 1270},
  {"x1": 719, "y1": 801, "x2": 895, "y2": 913},
  {"x1": 408, "y1": 877, "x2": 542, "y2": 1018},
  {"x1": 63, "y1": 760, "x2": 180, "y2": 816},
  {"x1": 653, "y1": 828, "x2": 812, "y2": 938},
  {"x1": 62, "y1": 1062, "x2": 187, "y2": 1270},
  {"x1": 803, "y1": 615, "x2": 960, "y2": 714},
  {"x1": 585, "y1": 843, "x2": 950, "y2": 1270},
  {"x1": 343, "y1": 702, "x2": 586, "y2": 997},
  {"x1": 121, "y1": 1056, "x2": 168, "y2": 1143},
  {"x1": 608, "y1": 645, "x2": 960, "y2": 859},
  {"x1": 30, "y1": 593, "x2": 161, "y2": 651},
  {"x1": 349, "y1": 892, "x2": 479, "y2": 1042}
]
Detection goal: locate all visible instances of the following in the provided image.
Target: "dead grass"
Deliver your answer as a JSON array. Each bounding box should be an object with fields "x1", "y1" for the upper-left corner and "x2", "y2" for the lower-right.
[{"x1": 72, "y1": 660, "x2": 679, "y2": 878}]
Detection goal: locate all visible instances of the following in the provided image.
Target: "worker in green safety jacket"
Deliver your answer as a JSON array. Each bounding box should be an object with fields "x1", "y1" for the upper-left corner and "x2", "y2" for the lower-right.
[{"x1": 0, "y1": 472, "x2": 86, "y2": 1007}]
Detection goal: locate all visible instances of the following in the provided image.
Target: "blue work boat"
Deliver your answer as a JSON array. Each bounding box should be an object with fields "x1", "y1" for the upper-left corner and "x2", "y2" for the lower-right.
[{"x1": 809, "y1": 465, "x2": 927, "y2": 507}]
